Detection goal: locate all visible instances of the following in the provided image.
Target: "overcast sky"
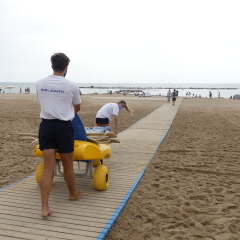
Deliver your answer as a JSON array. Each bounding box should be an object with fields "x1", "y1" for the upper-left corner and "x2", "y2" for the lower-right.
[{"x1": 0, "y1": 0, "x2": 239, "y2": 84}]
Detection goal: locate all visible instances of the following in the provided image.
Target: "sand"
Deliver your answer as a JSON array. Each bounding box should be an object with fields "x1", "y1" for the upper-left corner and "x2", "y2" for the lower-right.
[
  {"x1": 0, "y1": 93, "x2": 164, "y2": 189},
  {"x1": 1, "y1": 94, "x2": 240, "y2": 240},
  {"x1": 106, "y1": 98, "x2": 240, "y2": 240}
]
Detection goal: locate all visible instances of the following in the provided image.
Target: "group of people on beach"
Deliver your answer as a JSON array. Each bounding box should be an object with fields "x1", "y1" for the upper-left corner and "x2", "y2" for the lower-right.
[
  {"x1": 19, "y1": 87, "x2": 30, "y2": 94},
  {"x1": 209, "y1": 91, "x2": 220, "y2": 98},
  {"x1": 185, "y1": 91, "x2": 221, "y2": 98},
  {"x1": 167, "y1": 89, "x2": 177, "y2": 105},
  {"x1": 186, "y1": 92, "x2": 201, "y2": 98},
  {"x1": 36, "y1": 53, "x2": 133, "y2": 217}
]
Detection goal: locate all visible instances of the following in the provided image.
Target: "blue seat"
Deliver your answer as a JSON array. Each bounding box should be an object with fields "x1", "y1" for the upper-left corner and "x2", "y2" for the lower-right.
[{"x1": 71, "y1": 114, "x2": 87, "y2": 141}]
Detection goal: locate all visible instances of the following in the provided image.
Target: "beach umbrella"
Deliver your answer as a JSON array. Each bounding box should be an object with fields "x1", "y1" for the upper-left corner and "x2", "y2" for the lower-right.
[
  {"x1": 233, "y1": 94, "x2": 240, "y2": 100},
  {"x1": 5, "y1": 86, "x2": 15, "y2": 93}
]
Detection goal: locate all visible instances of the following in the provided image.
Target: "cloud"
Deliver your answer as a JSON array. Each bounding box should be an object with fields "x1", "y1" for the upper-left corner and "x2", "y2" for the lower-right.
[{"x1": 0, "y1": 0, "x2": 240, "y2": 83}]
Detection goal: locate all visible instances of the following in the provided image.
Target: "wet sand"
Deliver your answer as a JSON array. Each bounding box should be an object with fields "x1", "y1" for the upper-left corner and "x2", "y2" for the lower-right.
[
  {"x1": 0, "y1": 93, "x2": 165, "y2": 188},
  {"x1": 106, "y1": 97, "x2": 240, "y2": 240}
]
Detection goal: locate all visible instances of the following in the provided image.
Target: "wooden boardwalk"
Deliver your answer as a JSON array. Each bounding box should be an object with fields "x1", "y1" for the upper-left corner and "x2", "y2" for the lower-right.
[{"x1": 0, "y1": 99, "x2": 182, "y2": 240}]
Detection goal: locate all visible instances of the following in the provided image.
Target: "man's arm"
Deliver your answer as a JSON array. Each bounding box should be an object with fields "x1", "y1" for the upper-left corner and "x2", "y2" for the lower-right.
[
  {"x1": 73, "y1": 104, "x2": 81, "y2": 113},
  {"x1": 114, "y1": 115, "x2": 118, "y2": 135}
]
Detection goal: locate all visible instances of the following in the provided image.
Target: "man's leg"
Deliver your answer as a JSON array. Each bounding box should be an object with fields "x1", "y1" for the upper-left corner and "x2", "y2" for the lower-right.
[
  {"x1": 40, "y1": 149, "x2": 56, "y2": 217},
  {"x1": 60, "y1": 152, "x2": 83, "y2": 200}
]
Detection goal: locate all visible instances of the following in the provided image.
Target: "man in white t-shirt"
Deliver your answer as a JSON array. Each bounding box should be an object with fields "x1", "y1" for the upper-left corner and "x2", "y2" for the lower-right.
[
  {"x1": 96, "y1": 101, "x2": 133, "y2": 134},
  {"x1": 36, "y1": 53, "x2": 82, "y2": 218}
]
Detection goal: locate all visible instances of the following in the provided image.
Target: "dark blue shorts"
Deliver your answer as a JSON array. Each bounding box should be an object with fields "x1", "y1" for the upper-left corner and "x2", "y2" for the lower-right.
[
  {"x1": 39, "y1": 119, "x2": 74, "y2": 153},
  {"x1": 96, "y1": 118, "x2": 109, "y2": 124}
]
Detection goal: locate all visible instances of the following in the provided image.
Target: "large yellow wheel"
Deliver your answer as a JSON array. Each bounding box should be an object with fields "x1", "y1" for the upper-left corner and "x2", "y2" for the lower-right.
[
  {"x1": 36, "y1": 162, "x2": 54, "y2": 185},
  {"x1": 92, "y1": 159, "x2": 103, "y2": 167},
  {"x1": 93, "y1": 165, "x2": 109, "y2": 190}
]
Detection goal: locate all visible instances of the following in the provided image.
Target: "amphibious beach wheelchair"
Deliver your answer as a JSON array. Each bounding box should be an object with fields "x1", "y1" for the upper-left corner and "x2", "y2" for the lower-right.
[{"x1": 34, "y1": 114, "x2": 112, "y2": 191}]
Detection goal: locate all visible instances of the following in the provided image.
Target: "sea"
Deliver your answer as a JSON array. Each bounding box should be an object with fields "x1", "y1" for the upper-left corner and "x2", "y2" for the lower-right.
[{"x1": 0, "y1": 82, "x2": 240, "y2": 99}]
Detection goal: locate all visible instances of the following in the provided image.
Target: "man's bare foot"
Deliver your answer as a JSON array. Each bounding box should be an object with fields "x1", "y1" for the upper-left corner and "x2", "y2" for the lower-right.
[
  {"x1": 41, "y1": 209, "x2": 53, "y2": 218},
  {"x1": 69, "y1": 190, "x2": 83, "y2": 200}
]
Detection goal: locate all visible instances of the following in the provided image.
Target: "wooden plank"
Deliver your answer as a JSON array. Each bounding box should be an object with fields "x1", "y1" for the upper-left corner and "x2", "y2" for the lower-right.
[
  {"x1": 0, "y1": 183, "x2": 131, "y2": 193},
  {"x1": 0, "y1": 198, "x2": 116, "y2": 218},
  {"x1": 0, "y1": 188, "x2": 131, "y2": 201},
  {"x1": 0, "y1": 208, "x2": 108, "y2": 226},
  {"x1": 0, "y1": 195, "x2": 122, "y2": 210},
  {"x1": 0, "y1": 214, "x2": 105, "y2": 232},
  {"x1": 4, "y1": 178, "x2": 136, "y2": 190},
  {"x1": 0, "y1": 219, "x2": 100, "y2": 238},
  {"x1": 0, "y1": 223, "x2": 96, "y2": 240},
  {"x1": 0, "y1": 179, "x2": 132, "y2": 191},
  {"x1": 3, "y1": 176, "x2": 137, "y2": 188},
  {"x1": 4, "y1": 174, "x2": 138, "y2": 188},
  {"x1": 0, "y1": 207, "x2": 109, "y2": 223},
  {"x1": 0, "y1": 204, "x2": 113, "y2": 220},
  {"x1": 1, "y1": 180, "x2": 134, "y2": 193},
  {"x1": 0, "y1": 193, "x2": 125, "y2": 206},
  {"x1": 0, "y1": 198, "x2": 118, "y2": 214},
  {"x1": 0, "y1": 226, "x2": 75, "y2": 240},
  {"x1": 0, "y1": 235, "x2": 24, "y2": 240},
  {"x1": 0, "y1": 212, "x2": 107, "y2": 229}
]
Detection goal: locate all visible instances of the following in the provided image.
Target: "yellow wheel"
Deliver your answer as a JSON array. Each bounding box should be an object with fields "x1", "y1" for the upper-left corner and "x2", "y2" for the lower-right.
[
  {"x1": 36, "y1": 162, "x2": 54, "y2": 185},
  {"x1": 93, "y1": 165, "x2": 109, "y2": 190},
  {"x1": 92, "y1": 159, "x2": 102, "y2": 167}
]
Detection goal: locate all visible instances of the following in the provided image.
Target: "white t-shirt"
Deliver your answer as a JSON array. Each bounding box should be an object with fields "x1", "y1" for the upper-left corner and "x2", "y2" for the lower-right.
[
  {"x1": 36, "y1": 75, "x2": 81, "y2": 121},
  {"x1": 96, "y1": 103, "x2": 119, "y2": 121}
]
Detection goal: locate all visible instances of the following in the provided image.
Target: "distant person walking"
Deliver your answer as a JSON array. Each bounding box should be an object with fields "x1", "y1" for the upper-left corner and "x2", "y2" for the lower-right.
[
  {"x1": 20, "y1": 87, "x2": 22, "y2": 94},
  {"x1": 218, "y1": 91, "x2": 220, "y2": 98},
  {"x1": 172, "y1": 89, "x2": 177, "y2": 105},
  {"x1": 167, "y1": 89, "x2": 171, "y2": 103},
  {"x1": 209, "y1": 91, "x2": 212, "y2": 98}
]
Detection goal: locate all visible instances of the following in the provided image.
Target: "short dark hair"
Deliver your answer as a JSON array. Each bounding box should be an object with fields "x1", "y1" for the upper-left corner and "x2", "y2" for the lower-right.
[
  {"x1": 119, "y1": 100, "x2": 126, "y2": 105},
  {"x1": 51, "y1": 53, "x2": 70, "y2": 71}
]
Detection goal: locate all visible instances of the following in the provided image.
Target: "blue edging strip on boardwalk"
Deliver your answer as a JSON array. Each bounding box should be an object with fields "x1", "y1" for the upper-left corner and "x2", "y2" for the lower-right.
[
  {"x1": 96, "y1": 100, "x2": 183, "y2": 240},
  {"x1": 0, "y1": 175, "x2": 35, "y2": 192}
]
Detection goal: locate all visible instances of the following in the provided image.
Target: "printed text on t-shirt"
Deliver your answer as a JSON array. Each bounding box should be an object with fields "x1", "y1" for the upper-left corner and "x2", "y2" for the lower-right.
[{"x1": 41, "y1": 88, "x2": 65, "y2": 93}]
